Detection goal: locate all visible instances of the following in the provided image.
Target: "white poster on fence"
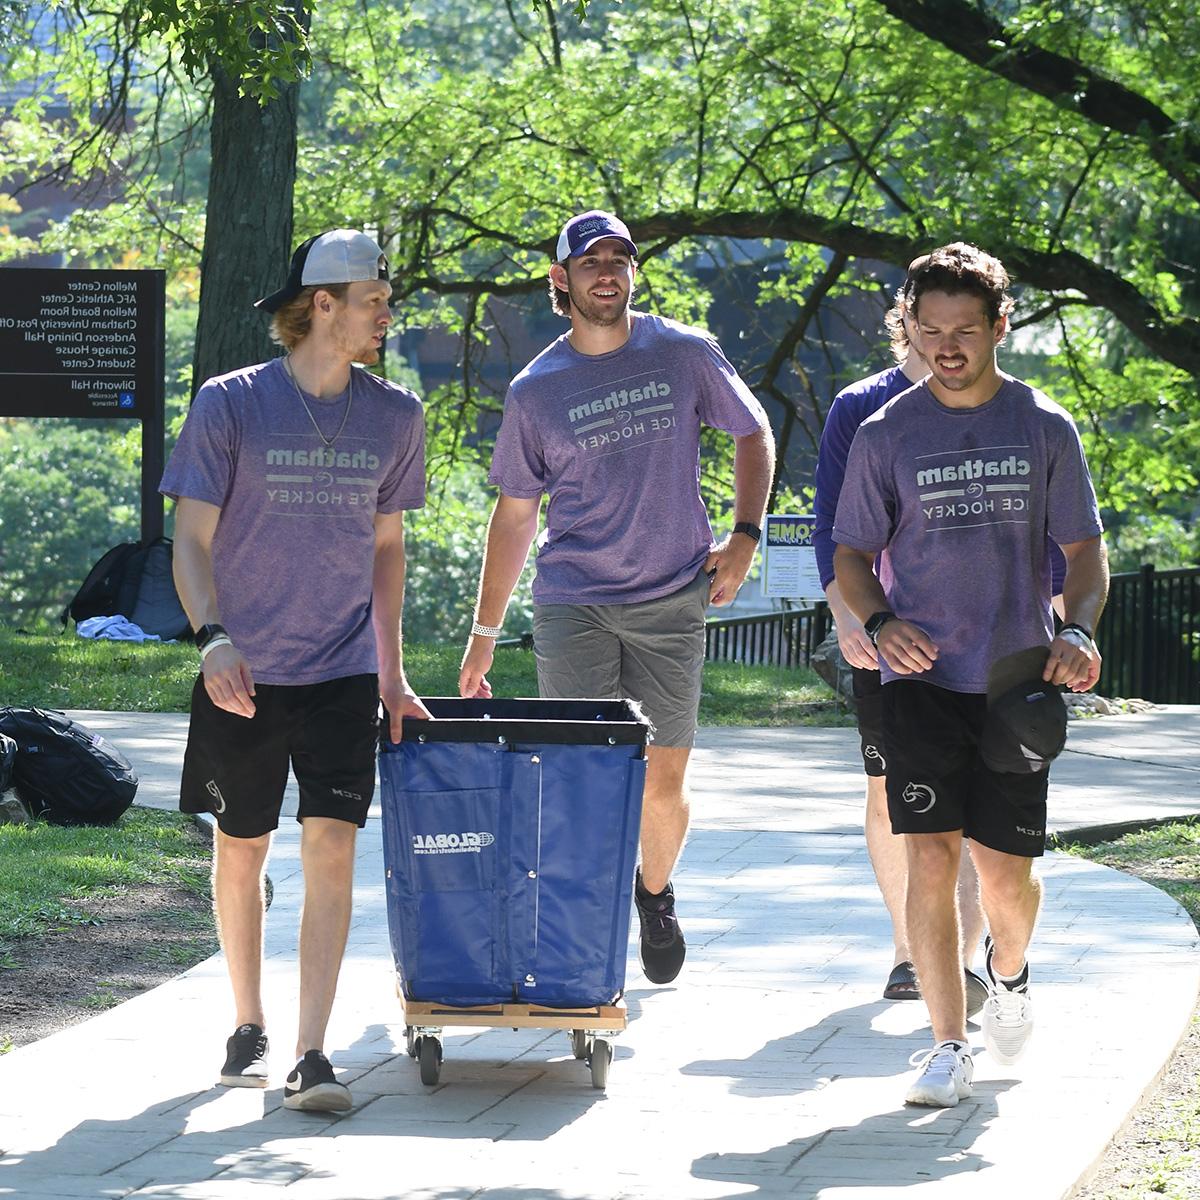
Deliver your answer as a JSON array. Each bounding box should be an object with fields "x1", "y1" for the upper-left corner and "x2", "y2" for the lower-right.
[{"x1": 763, "y1": 515, "x2": 823, "y2": 601}]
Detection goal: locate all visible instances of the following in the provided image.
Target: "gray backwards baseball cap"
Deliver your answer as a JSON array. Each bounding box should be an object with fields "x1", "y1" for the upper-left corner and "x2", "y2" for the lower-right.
[
  {"x1": 255, "y1": 229, "x2": 389, "y2": 312},
  {"x1": 555, "y1": 210, "x2": 638, "y2": 262}
]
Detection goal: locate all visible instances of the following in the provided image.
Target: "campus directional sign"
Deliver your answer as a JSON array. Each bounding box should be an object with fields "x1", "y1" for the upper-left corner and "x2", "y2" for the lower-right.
[
  {"x1": 0, "y1": 268, "x2": 166, "y2": 540},
  {"x1": 0, "y1": 268, "x2": 164, "y2": 419}
]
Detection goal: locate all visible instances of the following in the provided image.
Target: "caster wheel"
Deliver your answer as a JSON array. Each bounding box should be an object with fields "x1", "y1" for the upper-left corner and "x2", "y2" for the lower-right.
[
  {"x1": 570, "y1": 1029, "x2": 590, "y2": 1060},
  {"x1": 405, "y1": 1026, "x2": 417, "y2": 1058},
  {"x1": 588, "y1": 1037, "x2": 611, "y2": 1090},
  {"x1": 418, "y1": 1035, "x2": 443, "y2": 1085}
]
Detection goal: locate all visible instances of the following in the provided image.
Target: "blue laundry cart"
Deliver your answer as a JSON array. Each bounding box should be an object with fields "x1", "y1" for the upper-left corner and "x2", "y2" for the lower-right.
[{"x1": 378, "y1": 696, "x2": 649, "y2": 1089}]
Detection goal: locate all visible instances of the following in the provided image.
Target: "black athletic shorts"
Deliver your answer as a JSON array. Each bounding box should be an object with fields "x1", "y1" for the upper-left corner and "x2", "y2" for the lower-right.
[
  {"x1": 881, "y1": 679, "x2": 1048, "y2": 858},
  {"x1": 852, "y1": 667, "x2": 887, "y2": 778},
  {"x1": 180, "y1": 673, "x2": 379, "y2": 839}
]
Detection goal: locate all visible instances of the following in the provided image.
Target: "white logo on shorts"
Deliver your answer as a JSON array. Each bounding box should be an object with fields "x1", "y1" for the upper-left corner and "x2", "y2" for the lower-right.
[
  {"x1": 331, "y1": 787, "x2": 362, "y2": 801},
  {"x1": 902, "y1": 782, "x2": 937, "y2": 814},
  {"x1": 864, "y1": 744, "x2": 887, "y2": 771},
  {"x1": 205, "y1": 780, "x2": 226, "y2": 814}
]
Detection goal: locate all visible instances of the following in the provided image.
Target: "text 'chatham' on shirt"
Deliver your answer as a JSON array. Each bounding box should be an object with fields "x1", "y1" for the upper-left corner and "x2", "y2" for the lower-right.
[
  {"x1": 832, "y1": 377, "x2": 1101, "y2": 692},
  {"x1": 159, "y1": 358, "x2": 425, "y2": 685},
  {"x1": 488, "y1": 312, "x2": 768, "y2": 605}
]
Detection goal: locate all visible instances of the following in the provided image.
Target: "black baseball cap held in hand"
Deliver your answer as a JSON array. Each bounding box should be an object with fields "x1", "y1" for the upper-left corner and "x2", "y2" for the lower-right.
[
  {"x1": 255, "y1": 229, "x2": 389, "y2": 313},
  {"x1": 980, "y1": 646, "x2": 1068, "y2": 774}
]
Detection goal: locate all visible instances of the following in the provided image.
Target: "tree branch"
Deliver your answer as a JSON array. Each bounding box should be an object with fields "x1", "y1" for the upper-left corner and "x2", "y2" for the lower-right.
[
  {"x1": 874, "y1": 0, "x2": 1200, "y2": 205},
  {"x1": 636, "y1": 209, "x2": 1200, "y2": 375}
]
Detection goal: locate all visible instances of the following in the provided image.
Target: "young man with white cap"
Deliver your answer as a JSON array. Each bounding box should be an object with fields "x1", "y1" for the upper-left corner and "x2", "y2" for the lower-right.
[
  {"x1": 833, "y1": 242, "x2": 1107, "y2": 1108},
  {"x1": 161, "y1": 228, "x2": 430, "y2": 1112},
  {"x1": 459, "y1": 210, "x2": 775, "y2": 986}
]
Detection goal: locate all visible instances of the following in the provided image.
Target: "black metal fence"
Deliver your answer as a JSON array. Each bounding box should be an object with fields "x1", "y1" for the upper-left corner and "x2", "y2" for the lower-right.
[
  {"x1": 1096, "y1": 565, "x2": 1200, "y2": 703},
  {"x1": 700, "y1": 565, "x2": 1200, "y2": 703},
  {"x1": 508, "y1": 565, "x2": 1200, "y2": 702},
  {"x1": 703, "y1": 604, "x2": 832, "y2": 669}
]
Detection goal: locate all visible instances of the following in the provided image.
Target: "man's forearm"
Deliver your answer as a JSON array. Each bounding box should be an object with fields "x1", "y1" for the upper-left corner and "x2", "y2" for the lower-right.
[
  {"x1": 823, "y1": 578, "x2": 857, "y2": 629},
  {"x1": 174, "y1": 538, "x2": 220, "y2": 631},
  {"x1": 473, "y1": 499, "x2": 539, "y2": 628},
  {"x1": 833, "y1": 544, "x2": 889, "y2": 624},
  {"x1": 172, "y1": 499, "x2": 223, "y2": 632},
  {"x1": 733, "y1": 427, "x2": 775, "y2": 525},
  {"x1": 372, "y1": 538, "x2": 407, "y2": 678},
  {"x1": 1060, "y1": 536, "x2": 1110, "y2": 635}
]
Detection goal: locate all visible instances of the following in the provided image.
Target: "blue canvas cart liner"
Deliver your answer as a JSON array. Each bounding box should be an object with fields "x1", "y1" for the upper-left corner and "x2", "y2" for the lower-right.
[{"x1": 380, "y1": 697, "x2": 648, "y2": 1009}]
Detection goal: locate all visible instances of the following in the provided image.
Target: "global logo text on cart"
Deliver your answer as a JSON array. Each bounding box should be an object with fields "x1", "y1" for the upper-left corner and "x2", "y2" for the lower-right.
[{"x1": 412, "y1": 831, "x2": 496, "y2": 855}]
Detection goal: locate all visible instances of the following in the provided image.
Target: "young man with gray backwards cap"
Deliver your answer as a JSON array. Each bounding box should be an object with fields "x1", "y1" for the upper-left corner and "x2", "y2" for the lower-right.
[
  {"x1": 161, "y1": 229, "x2": 429, "y2": 1112},
  {"x1": 833, "y1": 242, "x2": 1108, "y2": 1108},
  {"x1": 459, "y1": 210, "x2": 774, "y2": 985}
]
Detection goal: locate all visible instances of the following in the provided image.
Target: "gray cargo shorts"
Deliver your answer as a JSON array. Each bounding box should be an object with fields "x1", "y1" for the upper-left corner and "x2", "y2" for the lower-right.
[{"x1": 532, "y1": 568, "x2": 710, "y2": 748}]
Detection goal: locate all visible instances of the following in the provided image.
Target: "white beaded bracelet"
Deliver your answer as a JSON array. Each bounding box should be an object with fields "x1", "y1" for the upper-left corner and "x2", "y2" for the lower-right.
[{"x1": 471, "y1": 621, "x2": 503, "y2": 639}]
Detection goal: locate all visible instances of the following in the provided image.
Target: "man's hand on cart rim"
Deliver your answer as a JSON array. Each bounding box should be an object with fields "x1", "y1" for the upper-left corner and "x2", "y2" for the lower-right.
[{"x1": 381, "y1": 676, "x2": 432, "y2": 743}]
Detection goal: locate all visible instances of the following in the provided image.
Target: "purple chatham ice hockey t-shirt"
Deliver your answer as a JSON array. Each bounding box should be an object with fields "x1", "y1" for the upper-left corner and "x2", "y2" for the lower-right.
[
  {"x1": 160, "y1": 358, "x2": 425, "y2": 685},
  {"x1": 488, "y1": 312, "x2": 769, "y2": 605},
  {"x1": 833, "y1": 377, "x2": 1102, "y2": 693}
]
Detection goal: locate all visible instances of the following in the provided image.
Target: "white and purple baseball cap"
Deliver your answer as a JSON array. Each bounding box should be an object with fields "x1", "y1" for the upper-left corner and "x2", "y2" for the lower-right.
[
  {"x1": 255, "y1": 229, "x2": 389, "y2": 312},
  {"x1": 555, "y1": 210, "x2": 638, "y2": 263}
]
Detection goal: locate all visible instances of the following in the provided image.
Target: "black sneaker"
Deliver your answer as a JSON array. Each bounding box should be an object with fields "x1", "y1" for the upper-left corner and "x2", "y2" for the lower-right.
[
  {"x1": 634, "y1": 871, "x2": 686, "y2": 985},
  {"x1": 283, "y1": 1050, "x2": 353, "y2": 1113},
  {"x1": 219, "y1": 1023, "x2": 269, "y2": 1088}
]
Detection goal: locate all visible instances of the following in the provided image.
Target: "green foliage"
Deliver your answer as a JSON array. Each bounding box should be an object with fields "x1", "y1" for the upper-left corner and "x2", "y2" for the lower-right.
[
  {"x1": 30, "y1": 1, "x2": 313, "y2": 100},
  {"x1": 5, "y1": 0, "x2": 1200, "y2": 631},
  {"x1": 403, "y1": 458, "x2": 535, "y2": 644},
  {"x1": 0, "y1": 807, "x2": 212, "y2": 946},
  {"x1": 0, "y1": 420, "x2": 140, "y2": 623},
  {"x1": 1018, "y1": 327, "x2": 1200, "y2": 570}
]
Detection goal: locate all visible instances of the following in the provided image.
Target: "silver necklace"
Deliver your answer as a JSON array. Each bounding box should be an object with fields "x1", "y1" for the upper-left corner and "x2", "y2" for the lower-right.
[{"x1": 284, "y1": 357, "x2": 353, "y2": 448}]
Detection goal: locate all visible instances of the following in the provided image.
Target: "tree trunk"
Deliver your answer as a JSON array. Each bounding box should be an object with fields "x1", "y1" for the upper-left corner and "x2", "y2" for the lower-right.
[{"x1": 190, "y1": 16, "x2": 307, "y2": 395}]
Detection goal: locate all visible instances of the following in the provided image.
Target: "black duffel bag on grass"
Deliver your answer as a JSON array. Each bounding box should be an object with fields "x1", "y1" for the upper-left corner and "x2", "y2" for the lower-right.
[
  {"x1": 0, "y1": 731, "x2": 15, "y2": 792},
  {"x1": 0, "y1": 707, "x2": 138, "y2": 825}
]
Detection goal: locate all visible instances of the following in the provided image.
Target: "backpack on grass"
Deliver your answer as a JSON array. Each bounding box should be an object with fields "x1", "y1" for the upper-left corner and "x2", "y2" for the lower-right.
[
  {"x1": 0, "y1": 708, "x2": 138, "y2": 826},
  {"x1": 62, "y1": 537, "x2": 191, "y2": 642},
  {"x1": 0, "y1": 731, "x2": 14, "y2": 793}
]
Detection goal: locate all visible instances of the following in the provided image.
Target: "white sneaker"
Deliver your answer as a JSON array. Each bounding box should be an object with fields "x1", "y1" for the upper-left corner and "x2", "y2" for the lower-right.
[
  {"x1": 982, "y1": 985, "x2": 1034, "y2": 1065},
  {"x1": 905, "y1": 1041, "x2": 974, "y2": 1107}
]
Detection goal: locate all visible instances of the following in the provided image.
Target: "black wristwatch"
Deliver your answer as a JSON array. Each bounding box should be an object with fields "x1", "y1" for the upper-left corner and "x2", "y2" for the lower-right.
[
  {"x1": 195, "y1": 623, "x2": 228, "y2": 652},
  {"x1": 864, "y1": 610, "x2": 897, "y2": 647},
  {"x1": 732, "y1": 521, "x2": 762, "y2": 542}
]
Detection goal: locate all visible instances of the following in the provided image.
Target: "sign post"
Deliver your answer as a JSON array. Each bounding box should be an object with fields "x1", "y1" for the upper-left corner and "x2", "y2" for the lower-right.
[{"x1": 0, "y1": 268, "x2": 167, "y2": 543}]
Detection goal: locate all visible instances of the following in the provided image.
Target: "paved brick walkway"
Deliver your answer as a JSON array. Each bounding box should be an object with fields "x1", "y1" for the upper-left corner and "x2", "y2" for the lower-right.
[{"x1": 1, "y1": 707, "x2": 1197, "y2": 1199}]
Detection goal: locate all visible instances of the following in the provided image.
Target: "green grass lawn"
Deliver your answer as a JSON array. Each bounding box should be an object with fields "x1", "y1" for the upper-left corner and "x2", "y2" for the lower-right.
[
  {"x1": 0, "y1": 806, "x2": 212, "y2": 947},
  {"x1": 1, "y1": 628, "x2": 841, "y2": 727},
  {"x1": 1062, "y1": 820, "x2": 1200, "y2": 927},
  {"x1": 0, "y1": 629, "x2": 199, "y2": 712}
]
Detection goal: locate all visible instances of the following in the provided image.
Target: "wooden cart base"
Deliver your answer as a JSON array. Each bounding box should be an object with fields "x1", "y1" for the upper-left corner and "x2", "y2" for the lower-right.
[{"x1": 398, "y1": 985, "x2": 626, "y2": 1089}]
